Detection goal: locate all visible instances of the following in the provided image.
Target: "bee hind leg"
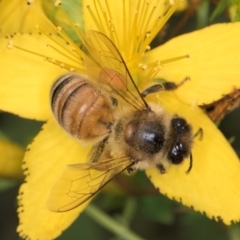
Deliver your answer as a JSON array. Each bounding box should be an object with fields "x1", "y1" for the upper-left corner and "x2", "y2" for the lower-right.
[{"x1": 141, "y1": 77, "x2": 190, "y2": 98}]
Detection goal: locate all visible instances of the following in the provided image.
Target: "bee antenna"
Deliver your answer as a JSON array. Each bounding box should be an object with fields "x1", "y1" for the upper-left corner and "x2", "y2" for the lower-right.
[
  {"x1": 186, "y1": 153, "x2": 193, "y2": 174},
  {"x1": 185, "y1": 128, "x2": 202, "y2": 174}
]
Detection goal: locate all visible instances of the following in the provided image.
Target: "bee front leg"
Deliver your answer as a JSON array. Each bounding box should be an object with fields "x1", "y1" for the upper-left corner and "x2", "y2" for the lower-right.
[
  {"x1": 156, "y1": 163, "x2": 166, "y2": 174},
  {"x1": 126, "y1": 166, "x2": 136, "y2": 175},
  {"x1": 141, "y1": 77, "x2": 190, "y2": 98},
  {"x1": 125, "y1": 156, "x2": 141, "y2": 175}
]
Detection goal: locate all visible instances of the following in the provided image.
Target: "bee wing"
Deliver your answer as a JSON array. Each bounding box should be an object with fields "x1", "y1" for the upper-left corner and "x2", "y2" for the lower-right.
[
  {"x1": 47, "y1": 157, "x2": 133, "y2": 212},
  {"x1": 82, "y1": 30, "x2": 148, "y2": 111}
]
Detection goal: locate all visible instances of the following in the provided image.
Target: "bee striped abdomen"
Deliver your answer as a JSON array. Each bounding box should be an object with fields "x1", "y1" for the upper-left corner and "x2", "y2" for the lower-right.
[{"x1": 51, "y1": 73, "x2": 114, "y2": 139}]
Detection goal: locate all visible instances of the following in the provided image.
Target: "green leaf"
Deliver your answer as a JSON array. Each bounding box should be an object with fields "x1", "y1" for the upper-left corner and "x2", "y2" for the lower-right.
[
  {"x1": 42, "y1": 0, "x2": 84, "y2": 42},
  {"x1": 196, "y1": 0, "x2": 210, "y2": 29},
  {"x1": 180, "y1": 212, "x2": 229, "y2": 240},
  {"x1": 0, "y1": 179, "x2": 17, "y2": 192},
  {"x1": 210, "y1": 0, "x2": 231, "y2": 22},
  {"x1": 139, "y1": 195, "x2": 174, "y2": 224}
]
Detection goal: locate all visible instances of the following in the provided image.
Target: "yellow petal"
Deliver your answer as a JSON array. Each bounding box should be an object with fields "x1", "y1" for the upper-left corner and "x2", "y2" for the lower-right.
[
  {"x1": 17, "y1": 118, "x2": 91, "y2": 239},
  {"x1": 144, "y1": 23, "x2": 240, "y2": 105},
  {"x1": 0, "y1": 139, "x2": 24, "y2": 180},
  {"x1": 146, "y1": 92, "x2": 240, "y2": 225},
  {"x1": 0, "y1": 32, "x2": 78, "y2": 120},
  {"x1": 0, "y1": 0, "x2": 48, "y2": 35}
]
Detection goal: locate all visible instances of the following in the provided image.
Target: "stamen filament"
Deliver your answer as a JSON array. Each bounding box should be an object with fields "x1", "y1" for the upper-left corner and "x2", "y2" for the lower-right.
[
  {"x1": 87, "y1": 3, "x2": 105, "y2": 33},
  {"x1": 143, "y1": 67, "x2": 157, "y2": 84},
  {"x1": 96, "y1": 0, "x2": 110, "y2": 32},
  {"x1": 11, "y1": 44, "x2": 83, "y2": 72},
  {"x1": 142, "y1": 3, "x2": 157, "y2": 43},
  {"x1": 54, "y1": 27, "x2": 83, "y2": 57},
  {"x1": 36, "y1": 26, "x2": 80, "y2": 61},
  {"x1": 27, "y1": 4, "x2": 86, "y2": 60},
  {"x1": 46, "y1": 44, "x2": 82, "y2": 66},
  {"x1": 146, "y1": 0, "x2": 180, "y2": 46},
  {"x1": 102, "y1": 0, "x2": 120, "y2": 47},
  {"x1": 123, "y1": 0, "x2": 127, "y2": 52},
  {"x1": 45, "y1": 58, "x2": 84, "y2": 72},
  {"x1": 128, "y1": 2, "x2": 141, "y2": 60},
  {"x1": 137, "y1": 1, "x2": 148, "y2": 39},
  {"x1": 54, "y1": 6, "x2": 86, "y2": 45},
  {"x1": 159, "y1": 54, "x2": 189, "y2": 65}
]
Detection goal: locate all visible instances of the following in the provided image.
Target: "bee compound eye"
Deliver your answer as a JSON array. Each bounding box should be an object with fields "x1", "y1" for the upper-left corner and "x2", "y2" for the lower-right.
[
  {"x1": 169, "y1": 141, "x2": 187, "y2": 164},
  {"x1": 172, "y1": 118, "x2": 188, "y2": 133},
  {"x1": 169, "y1": 117, "x2": 192, "y2": 165}
]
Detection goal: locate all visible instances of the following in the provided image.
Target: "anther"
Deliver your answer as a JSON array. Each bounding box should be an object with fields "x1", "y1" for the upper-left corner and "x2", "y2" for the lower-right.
[
  {"x1": 56, "y1": 26, "x2": 62, "y2": 31},
  {"x1": 141, "y1": 65, "x2": 147, "y2": 70},
  {"x1": 146, "y1": 46, "x2": 151, "y2": 51},
  {"x1": 27, "y1": 0, "x2": 33, "y2": 5},
  {"x1": 7, "y1": 41, "x2": 14, "y2": 50},
  {"x1": 54, "y1": 0, "x2": 62, "y2": 6}
]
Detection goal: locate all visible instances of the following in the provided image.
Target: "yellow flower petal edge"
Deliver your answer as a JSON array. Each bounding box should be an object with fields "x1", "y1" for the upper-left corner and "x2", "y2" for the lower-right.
[
  {"x1": 144, "y1": 23, "x2": 240, "y2": 105},
  {"x1": 0, "y1": 32, "x2": 77, "y2": 120},
  {"x1": 146, "y1": 92, "x2": 240, "y2": 225},
  {"x1": 0, "y1": 139, "x2": 24, "y2": 180},
  {"x1": 17, "y1": 119, "x2": 91, "y2": 240}
]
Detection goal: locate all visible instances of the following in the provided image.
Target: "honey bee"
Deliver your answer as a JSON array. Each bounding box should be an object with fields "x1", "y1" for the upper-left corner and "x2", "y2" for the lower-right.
[{"x1": 47, "y1": 31, "x2": 193, "y2": 212}]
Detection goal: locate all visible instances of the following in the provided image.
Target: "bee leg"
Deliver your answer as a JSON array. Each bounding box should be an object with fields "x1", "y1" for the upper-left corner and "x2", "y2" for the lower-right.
[
  {"x1": 141, "y1": 77, "x2": 190, "y2": 98},
  {"x1": 156, "y1": 163, "x2": 166, "y2": 174},
  {"x1": 126, "y1": 157, "x2": 141, "y2": 175},
  {"x1": 88, "y1": 137, "x2": 108, "y2": 163},
  {"x1": 126, "y1": 167, "x2": 136, "y2": 175},
  {"x1": 110, "y1": 97, "x2": 118, "y2": 107},
  {"x1": 194, "y1": 127, "x2": 203, "y2": 140}
]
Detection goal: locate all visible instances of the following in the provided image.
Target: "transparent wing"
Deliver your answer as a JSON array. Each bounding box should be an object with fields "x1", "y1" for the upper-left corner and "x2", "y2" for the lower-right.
[
  {"x1": 82, "y1": 30, "x2": 148, "y2": 111},
  {"x1": 47, "y1": 157, "x2": 133, "y2": 212}
]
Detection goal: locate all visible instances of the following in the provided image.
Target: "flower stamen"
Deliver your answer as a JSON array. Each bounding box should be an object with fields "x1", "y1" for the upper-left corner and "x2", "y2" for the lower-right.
[
  {"x1": 87, "y1": 4, "x2": 104, "y2": 33},
  {"x1": 159, "y1": 54, "x2": 190, "y2": 65},
  {"x1": 139, "y1": 1, "x2": 180, "y2": 56},
  {"x1": 54, "y1": 0, "x2": 62, "y2": 7},
  {"x1": 7, "y1": 40, "x2": 83, "y2": 72},
  {"x1": 34, "y1": 26, "x2": 80, "y2": 62}
]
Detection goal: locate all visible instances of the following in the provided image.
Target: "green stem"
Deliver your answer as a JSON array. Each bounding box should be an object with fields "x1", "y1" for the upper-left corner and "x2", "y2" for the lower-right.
[
  {"x1": 229, "y1": 224, "x2": 240, "y2": 240},
  {"x1": 85, "y1": 204, "x2": 144, "y2": 240},
  {"x1": 121, "y1": 197, "x2": 137, "y2": 227}
]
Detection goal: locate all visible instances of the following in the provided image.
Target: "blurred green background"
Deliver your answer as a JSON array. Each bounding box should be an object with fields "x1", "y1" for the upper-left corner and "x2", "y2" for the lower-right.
[{"x1": 1, "y1": 0, "x2": 240, "y2": 239}]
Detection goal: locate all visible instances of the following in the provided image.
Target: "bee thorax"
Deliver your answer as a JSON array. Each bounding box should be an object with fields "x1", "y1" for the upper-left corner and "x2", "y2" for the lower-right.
[{"x1": 124, "y1": 119, "x2": 166, "y2": 154}]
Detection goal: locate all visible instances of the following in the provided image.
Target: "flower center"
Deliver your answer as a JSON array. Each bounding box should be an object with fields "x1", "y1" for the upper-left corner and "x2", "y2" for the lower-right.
[
  {"x1": 85, "y1": 0, "x2": 183, "y2": 63},
  {"x1": 5, "y1": 0, "x2": 189, "y2": 86}
]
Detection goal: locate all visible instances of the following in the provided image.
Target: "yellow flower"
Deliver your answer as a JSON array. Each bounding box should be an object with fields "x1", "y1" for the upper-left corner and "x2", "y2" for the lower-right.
[{"x1": 1, "y1": 0, "x2": 240, "y2": 239}]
